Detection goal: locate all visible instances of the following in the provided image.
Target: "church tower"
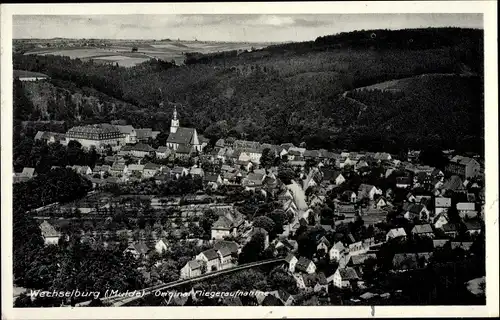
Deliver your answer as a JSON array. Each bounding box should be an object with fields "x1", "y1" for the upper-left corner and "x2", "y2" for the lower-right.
[{"x1": 170, "y1": 106, "x2": 179, "y2": 133}]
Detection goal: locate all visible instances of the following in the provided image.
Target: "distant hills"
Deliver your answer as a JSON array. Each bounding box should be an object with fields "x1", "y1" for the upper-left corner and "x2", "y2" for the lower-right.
[{"x1": 13, "y1": 27, "x2": 484, "y2": 154}]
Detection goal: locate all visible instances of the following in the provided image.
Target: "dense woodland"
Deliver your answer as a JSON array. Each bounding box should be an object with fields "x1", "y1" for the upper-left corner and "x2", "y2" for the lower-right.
[{"x1": 13, "y1": 27, "x2": 484, "y2": 153}]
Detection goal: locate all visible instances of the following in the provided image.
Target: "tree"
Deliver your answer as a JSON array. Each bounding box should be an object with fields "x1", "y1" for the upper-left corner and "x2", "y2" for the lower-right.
[
  {"x1": 268, "y1": 267, "x2": 298, "y2": 294},
  {"x1": 155, "y1": 259, "x2": 180, "y2": 283},
  {"x1": 253, "y1": 216, "x2": 275, "y2": 234},
  {"x1": 267, "y1": 209, "x2": 287, "y2": 236},
  {"x1": 419, "y1": 146, "x2": 449, "y2": 169},
  {"x1": 199, "y1": 209, "x2": 218, "y2": 239},
  {"x1": 297, "y1": 228, "x2": 322, "y2": 259},
  {"x1": 277, "y1": 166, "x2": 295, "y2": 185},
  {"x1": 239, "y1": 232, "x2": 265, "y2": 264},
  {"x1": 260, "y1": 148, "x2": 274, "y2": 169}
]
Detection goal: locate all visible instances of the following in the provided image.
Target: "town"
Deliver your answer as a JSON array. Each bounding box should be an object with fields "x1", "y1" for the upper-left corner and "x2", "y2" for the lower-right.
[{"x1": 13, "y1": 102, "x2": 486, "y2": 306}]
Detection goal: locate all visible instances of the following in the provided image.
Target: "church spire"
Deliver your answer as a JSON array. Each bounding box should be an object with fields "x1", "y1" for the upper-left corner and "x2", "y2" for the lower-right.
[{"x1": 170, "y1": 105, "x2": 179, "y2": 134}]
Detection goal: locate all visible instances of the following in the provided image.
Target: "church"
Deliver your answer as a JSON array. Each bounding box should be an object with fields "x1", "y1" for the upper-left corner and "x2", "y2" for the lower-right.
[{"x1": 166, "y1": 107, "x2": 202, "y2": 152}]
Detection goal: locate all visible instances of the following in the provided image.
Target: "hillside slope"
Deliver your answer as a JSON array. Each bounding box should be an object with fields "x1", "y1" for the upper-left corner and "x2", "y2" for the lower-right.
[{"x1": 13, "y1": 27, "x2": 484, "y2": 153}]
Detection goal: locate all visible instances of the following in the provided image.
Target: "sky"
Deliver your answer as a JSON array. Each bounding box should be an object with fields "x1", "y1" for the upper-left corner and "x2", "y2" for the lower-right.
[{"x1": 13, "y1": 14, "x2": 483, "y2": 43}]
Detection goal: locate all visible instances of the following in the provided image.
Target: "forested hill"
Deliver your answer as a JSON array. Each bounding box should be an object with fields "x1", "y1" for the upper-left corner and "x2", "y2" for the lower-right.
[{"x1": 13, "y1": 27, "x2": 484, "y2": 154}]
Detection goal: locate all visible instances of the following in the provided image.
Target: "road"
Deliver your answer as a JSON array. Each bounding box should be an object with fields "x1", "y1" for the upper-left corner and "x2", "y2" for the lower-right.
[{"x1": 76, "y1": 257, "x2": 285, "y2": 307}]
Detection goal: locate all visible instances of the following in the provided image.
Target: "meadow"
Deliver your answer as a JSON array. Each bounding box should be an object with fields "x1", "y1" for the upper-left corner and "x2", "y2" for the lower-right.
[{"x1": 22, "y1": 40, "x2": 271, "y2": 67}]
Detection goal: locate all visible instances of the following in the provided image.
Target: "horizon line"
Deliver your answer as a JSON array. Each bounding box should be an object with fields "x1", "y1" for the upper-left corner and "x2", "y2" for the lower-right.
[{"x1": 12, "y1": 26, "x2": 483, "y2": 43}]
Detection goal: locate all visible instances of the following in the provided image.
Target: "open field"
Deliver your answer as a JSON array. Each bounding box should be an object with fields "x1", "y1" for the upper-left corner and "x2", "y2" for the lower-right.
[
  {"x1": 20, "y1": 40, "x2": 273, "y2": 67},
  {"x1": 92, "y1": 55, "x2": 151, "y2": 67},
  {"x1": 353, "y1": 73, "x2": 464, "y2": 92}
]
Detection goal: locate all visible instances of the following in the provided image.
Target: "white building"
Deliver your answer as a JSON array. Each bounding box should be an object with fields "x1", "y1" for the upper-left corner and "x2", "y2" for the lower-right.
[{"x1": 66, "y1": 124, "x2": 124, "y2": 150}]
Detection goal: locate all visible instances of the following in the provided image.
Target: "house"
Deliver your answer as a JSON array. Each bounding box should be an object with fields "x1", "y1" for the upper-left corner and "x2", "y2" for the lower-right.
[
  {"x1": 374, "y1": 197, "x2": 389, "y2": 209},
  {"x1": 143, "y1": 163, "x2": 161, "y2": 178},
  {"x1": 276, "y1": 289, "x2": 295, "y2": 306},
  {"x1": 180, "y1": 259, "x2": 203, "y2": 279},
  {"x1": 451, "y1": 241, "x2": 474, "y2": 251},
  {"x1": 406, "y1": 192, "x2": 417, "y2": 203},
  {"x1": 314, "y1": 272, "x2": 329, "y2": 293},
  {"x1": 335, "y1": 204, "x2": 358, "y2": 219},
  {"x1": 155, "y1": 238, "x2": 169, "y2": 254},
  {"x1": 301, "y1": 272, "x2": 328, "y2": 292},
  {"x1": 359, "y1": 207, "x2": 388, "y2": 226},
  {"x1": 275, "y1": 239, "x2": 298, "y2": 253},
  {"x1": 14, "y1": 69, "x2": 49, "y2": 82},
  {"x1": 34, "y1": 131, "x2": 67, "y2": 145},
  {"x1": 435, "y1": 197, "x2": 452, "y2": 215},
  {"x1": 171, "y1": 166, "x2": 189, "y2": 179},
  {"x1": 304, "y1": 149, "x2": 321, "y2": 160},
  {"x1": 433, "y1": 212, "x2": 450, "y2": 229},
  {"x1": 402, "y1": 202, "x2": 431, "y2": 221},
  {"x1": 204, "y1": 173, "x2": 223, "y2": 190},
  {"x1": 373, "y1": 152, "x2": 392, "y2": 161},
  {"x1": 386, "y1": 228, "x2": 407, "y2": 241},
  {"x1": 135, "y1": 128, "x2": 159, "y2": 142},
  {"x1": 337, "y1": 253, "x2": 352, "y2": 269},
  {"x1": 316, "y1": 236, "x2": 331, "y2": 253},
  {"x1": 190, "y1": 167, "x2": 205, "y2": 178},
  {"x1": 114, "y1": 125, "x2": 137, "y2": 144},
  {"x1": 464, "y1": 220, "x2": 482, "y2": 236},
  {"x1": 175, "y1": 144, "x2": 193, "y2": 158},
  {"x1": 321, "y1": 169, "x2": 345, "y2": 185},
  {"x1": 342, "y1": 191, "x2": 357, "y2": 203},
  {"x1": 196, "y1": 249, "x2": 220, "y2": 272},
  {"x1": 71, "y1": 165, "x2": 92, "y2": 175},
  {"x1": 39, "y1": 220, "x2": 61, "y2": 245},
  {"x1": 396, "y1": 176, "x2": 412, "y2": 189},
  {"x1": 288, "y1": 160, "x2": 306, "y2": 169},
  {"x1": 442, "y1": 175, "x2": 466, "y2": 194},
  {"x1": 442, "y1": 223, "x2": 459, "y2": 238},
  {"x1": 411, "y1": 224, "x2": 435, "y2": 238},
  {"x1": 13, "y1": 167, "x2": 36, "y2": 183},
  {"x1": 124, "y1": 242, "x2": 150, "y2": 259},
  {"x1": 287, "y1": 149, "x2": 302, "y2": 161},
  {"x1": 128, "y1": 164, "x2": 145, "y2": 177},
  {"x1": 213, "y1": 240, "x2": 239, "y2": 256},
  {"x1": 217, "y1": 246, "x2": 236, "y2": 268},
  {"x1": 329, "y1": 241, "x2": 346, "y2": 261},
  {"x1": 295, "y1": 256, "x2": 316, "y2": 274},
  {"x1": 156, "y1": 146, "x2": 171, "y2": 159},
  {"x1": 445, "y1": 155, "x2": 481, "y2": 180},
  {"x1": 357, "y1": 184, "x2": 380, "y2": 201},
  {"x1": 210, "y1": 207, "x2": 245, "y2": 240},
  {"x1": 127, "y1": 143, "x2": 155, "y2": 158},
  {"x1": 432, "y1": 239, "x2": 450, "y2": 249},
  {"x1": 457, "y1": 202, "x2": 478, "y2": 219},
  {"x1": 243, "y1": 172, "x2": 265, "y2": 189},
  {"x1": 355, "y1": 160, "x2": 369, "y2": 171},
  {"x1": 278, "y1": 190, "x2": 294, "y2": 203},
  {"x1": 332, "y1": 267, "x2": 360, "y2": 288},
  {"x1": 262, "y1": 176, "x2": 278, "y2": 190},
  {"x1": 110, "y1": 162, "x2": 128, "y2": 177},
  {"x1": 93, "y1": 164, "x2": 111, "y2": 176},
  {"x1": 348, "y1": 253, "x2": 377, "y2": 267},
  {"x1": 307, "y1": 195, "x2": 324, "y2": 209},
  {"x1": 285, "y1": 253, "x2": 298, "y2": 273}
]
